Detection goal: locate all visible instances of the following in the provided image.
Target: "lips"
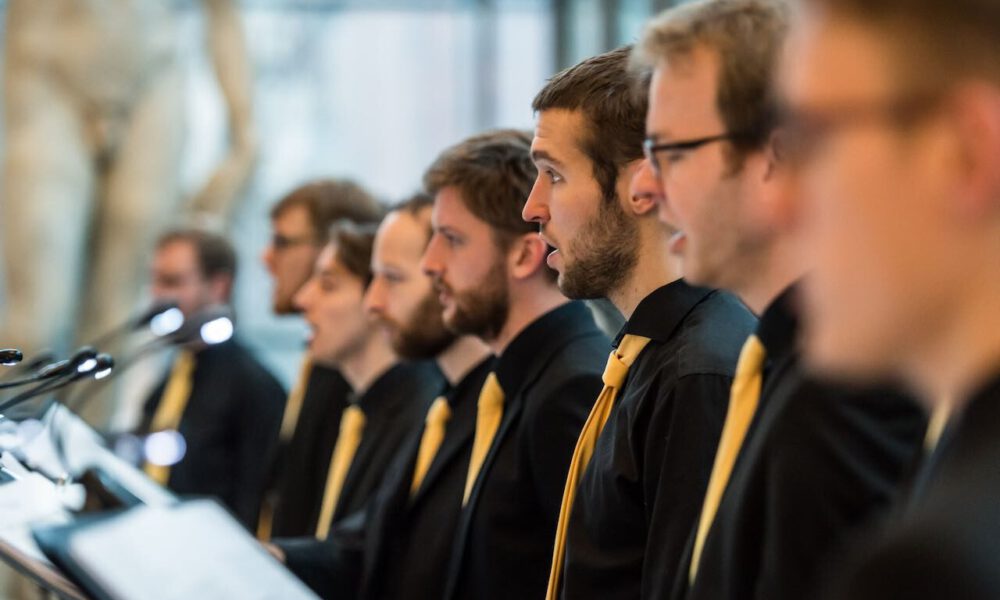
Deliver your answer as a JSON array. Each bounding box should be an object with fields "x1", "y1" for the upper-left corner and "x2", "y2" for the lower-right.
[
  {"x1": 668, "y1": 230, "x2": 687, "y2": 255},
  {"x1": 546, "y1": 248, "x2": 562, "y2": 269}
]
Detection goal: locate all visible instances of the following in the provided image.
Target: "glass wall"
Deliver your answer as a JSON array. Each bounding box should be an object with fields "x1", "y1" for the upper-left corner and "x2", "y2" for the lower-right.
[{"x1": 0, "y1": 0, "x2": 677, "y2": 396}]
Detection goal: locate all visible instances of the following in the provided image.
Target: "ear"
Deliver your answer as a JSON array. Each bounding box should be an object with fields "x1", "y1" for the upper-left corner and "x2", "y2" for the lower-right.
[
  {"x1": 208, "y1": 274, "x2": 233, "y2": 305},
  {"x1": 949, "y1": 84, "x2": 1000, "y2": 219},
  {"x1": 757, "y1": 130, "x2": 800, "y2": 230},
  {"x1": 620, "y1": 160, "x2": 656, "y2": 216},
  {"x1": 507, "y1": 232, "x2": 550, "y2": 281}
]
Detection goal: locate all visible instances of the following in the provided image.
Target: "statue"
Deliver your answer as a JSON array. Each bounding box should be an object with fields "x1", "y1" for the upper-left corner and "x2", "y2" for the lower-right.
[{"x1": 1, "y1": 0, "x2": 257, "y2": 426}]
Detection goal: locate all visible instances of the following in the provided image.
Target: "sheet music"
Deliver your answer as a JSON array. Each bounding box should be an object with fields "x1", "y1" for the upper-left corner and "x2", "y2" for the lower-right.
[
  {"x1": 0, "y1": 457, "x2": 75, "y2": 564},
  {"x1": 65, "y1": 500, "x2": 320, "y2": 600}
]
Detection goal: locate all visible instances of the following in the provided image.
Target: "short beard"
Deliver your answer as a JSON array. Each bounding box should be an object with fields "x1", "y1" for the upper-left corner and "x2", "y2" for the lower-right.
[
  {"x1": 558, "y1": 194, "x2": 639, "y2": 300},
  {"x1": 391, "y1": 292, "x2": 457, "y2": 360},
  {"x1": 444, "y1": 258, "x2": 510, "y2": 343}
]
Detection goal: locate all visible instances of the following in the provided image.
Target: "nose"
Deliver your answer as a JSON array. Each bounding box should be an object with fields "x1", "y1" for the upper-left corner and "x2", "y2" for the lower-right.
[
  {"x1": 522, "y1": 176, "x2": 551, "y2": 225},
  {"x1": 420, "y1": 234, "x2": 445, "y2": 278},
  {"x1": 363, "y1": 277, "x2": 386, "y2": 316},
  {"x1": 293, "y1": 277, "x2": 316, "y2": 312},
  {"x1": 261, "y1": 244, "x2": 276, "y2": 275}
]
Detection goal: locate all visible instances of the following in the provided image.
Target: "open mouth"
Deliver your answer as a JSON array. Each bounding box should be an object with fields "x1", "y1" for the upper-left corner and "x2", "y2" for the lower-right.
[{"x1": 668, "y1": 230, "x2": 687, "y2": 255}]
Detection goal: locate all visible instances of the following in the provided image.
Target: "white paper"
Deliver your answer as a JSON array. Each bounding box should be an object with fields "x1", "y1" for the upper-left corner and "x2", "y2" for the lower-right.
[
  {"x1": 65, "y1": 500, "x2": 320, "y2": 600},
  {"x1": 0, "y1": 459, "x2": 75, "y2": 563}
]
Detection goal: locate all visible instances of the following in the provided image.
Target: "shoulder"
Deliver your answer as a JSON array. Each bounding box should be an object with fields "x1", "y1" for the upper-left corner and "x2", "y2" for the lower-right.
[
  {"x1": 773, "y1": 373, "x2": 923, "y2": 444},
  {"x1": 224, "y1": 340, "x2": 286, "y2": 397},
  {"x1": 672, "y1": 289, "x2": 757, "y2": 378},
  {"x1": 833, "y1": 500, "x2": 1000, "y2": 599}
]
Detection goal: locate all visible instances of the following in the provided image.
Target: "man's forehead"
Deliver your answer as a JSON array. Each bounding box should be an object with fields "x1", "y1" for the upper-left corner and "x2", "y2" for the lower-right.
[
  {"x1": 532, "y1": 109, "x2": 588, "y2": 162},
  {"x1": 274, "y1": 203, "x2": 313, "y2": 229},
  {"x1": 782, "y1": 14, "x2": 896, "y2": 105},
  {"x1": 376, "y1": 214, "x2": 425, "y2": 261},
  {"x1": 647, "y1": 49, "x2": 723, "y2": 139}
]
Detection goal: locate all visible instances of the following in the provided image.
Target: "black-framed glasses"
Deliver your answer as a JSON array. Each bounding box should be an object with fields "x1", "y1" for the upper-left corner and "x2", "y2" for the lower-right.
[
  {"x1": 270, "y1": 233, "x2": 319, "y2": 251},
  {"x1": 776, "y1": 92, "x2": 944, "y2": 169},
  {"x1": 643, "y1": 132, "x2": 750, "y2": 176}
]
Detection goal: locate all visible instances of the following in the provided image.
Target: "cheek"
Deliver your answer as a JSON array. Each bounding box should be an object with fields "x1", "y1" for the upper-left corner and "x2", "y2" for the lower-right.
[{"x1": 448, "y1": 255, "x2": 482, "y2": 292}]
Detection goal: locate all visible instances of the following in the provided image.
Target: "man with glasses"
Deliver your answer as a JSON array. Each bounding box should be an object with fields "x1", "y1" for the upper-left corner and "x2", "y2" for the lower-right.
[
  {"x1": 523, "y1": 47, "x2": 755, "y2": 599},
  {"x1": 780, "y1": 0, "x2": 1000, "y2": 596},
  {"x1": 259, "y1": 179, "x2": 383, "y2": 539},
  {"x1": 631, "y1": 1, "x2": 924, "y2": 598}
]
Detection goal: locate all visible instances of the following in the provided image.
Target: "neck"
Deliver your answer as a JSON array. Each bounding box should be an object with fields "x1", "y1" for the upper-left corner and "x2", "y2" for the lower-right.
[
  {"x1": 489, "y1": 281, "x2": 567, "y2": 355},
  {"x1": 908, "y1": 275, "x2": 1000, "y2": 410},
  {"x1": 609, "y1": 228, "x2": 680, "y2": 320},
  {"x1": 732, "y1": 236, "x2": 803, "y2": 315},
  {"x1": 338, "y1": 334, "x2": 398, "y2": 395},
  {"x1": 436, "y1": 335, "x2": 493, "y2": 385}
]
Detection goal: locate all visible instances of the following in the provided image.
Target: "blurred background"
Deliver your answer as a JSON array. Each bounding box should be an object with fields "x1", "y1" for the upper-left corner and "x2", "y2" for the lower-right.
[{"x1": 0, "y1": 0, "x2": 676, "y2": 422}]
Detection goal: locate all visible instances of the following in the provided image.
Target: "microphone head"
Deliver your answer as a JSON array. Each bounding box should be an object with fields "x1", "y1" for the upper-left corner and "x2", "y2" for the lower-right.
[
  {"x1": 139, "y1": 299, "x2": 183, "y2": 333},
  {"x1": 168, "y1": 305, "x2": 235, "y2": 346},
  {"x1": 90, "y1": 353, "x2": 115, "y2": 380},
  {"x1": 138, "y1": 299, "x2": 180, "y2": 324},
  {"x1": 69, "y1": 346, "x2": 99, "y2": 368},
  {"x1": 35, "y1": 346, "x2": 97, "y2": 378},
  {"x1": 0, "y1": 349, "x2": 24, "y2": 366}
]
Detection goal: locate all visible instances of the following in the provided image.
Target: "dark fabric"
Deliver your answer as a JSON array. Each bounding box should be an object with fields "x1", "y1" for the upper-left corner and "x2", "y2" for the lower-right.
[
  {"x1": 444, "y1": 301, "x2": 608, "y2": 600},
  {"x1": 277, "y1": 356, "x2": 493, "y2": 600},
  {"x1": 366, "y1": 357, "x2": 494, "y2": 600},
  {"x1": 329, "y1": 360, "x2": 445, "y2": 524},
  {"x1": 267, "y1": 364, "x2": 352, "y2": 538},
  {"x1": 560, "y1": 281, "x2": 756, "y2": 600},
  {"x1": 681, "y1": 285, "x2": 927, "y2": 600},
  {"x1": 139, "y1": 339, "x2": 286, "y2": 528},
  {"x1": 825, "y1": 371, "x2": 1000, "y2": 600}
]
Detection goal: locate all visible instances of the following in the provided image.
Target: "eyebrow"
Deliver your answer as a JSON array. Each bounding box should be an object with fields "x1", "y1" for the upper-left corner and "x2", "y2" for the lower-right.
[
  {"x1": 435, "y1": 225, "x2": 462, "y2": 237},
  {"x1": 531, "y1": 149, "x2": 566, "y2": 168}
]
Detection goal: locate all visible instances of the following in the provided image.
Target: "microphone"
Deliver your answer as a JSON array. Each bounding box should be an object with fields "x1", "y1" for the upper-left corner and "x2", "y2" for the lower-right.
[
  {"x1": 66, "y1": 305, "x2": 234, "y2": 413},
  {"x1": 0, "y1": 347, "x2": 99, "y2": 390},
  {"x1": 88, "y1": 300, "x2": 184, "y2": 348},
  {"x1": 0, "y1": 349, "x2": 23, "y2": 366},
  {"x1": 162, "y1": 304, "x2": 233, "y2": 347},
  {"x1": 0, "y1": 353, "x2": 114, "y2": 414}
]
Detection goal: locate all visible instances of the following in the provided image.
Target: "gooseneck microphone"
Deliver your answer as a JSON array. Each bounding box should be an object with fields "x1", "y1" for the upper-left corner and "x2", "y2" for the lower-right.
[
  {"x1": 87, "y1": 300, "x2": 183, "y2": 349},
  {"x1": 0, "y1": 349, "x2": 24, "y2": 366},
  {"x1": 0, "y1": 353, "x2": 114, "y2": 414},
  {"x1": 0, "y1": 347, "x2": 98, "y2": 390},
  {"x1": 67, "y1": 305, "x2": 234, "y2": 413}
]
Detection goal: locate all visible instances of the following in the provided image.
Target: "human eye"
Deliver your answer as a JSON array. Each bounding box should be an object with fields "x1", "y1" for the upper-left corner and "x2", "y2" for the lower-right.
[
  {"x1": 319, "y1": 276, "x2": 337, "y2": 292},
  {"x1": 545, "y1": 168, "x2": 564, "y2": 184},
  {"x1": 665, "y1": 149, "x2": 690, "y2": 164}
]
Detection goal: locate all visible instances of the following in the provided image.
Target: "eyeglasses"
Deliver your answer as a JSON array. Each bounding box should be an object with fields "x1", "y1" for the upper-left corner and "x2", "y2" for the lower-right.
[
  {"x1": 643, "y1": 132, "x2": 754, "y2": 177},
  {"x1": 777, "y1": 92, "x2": 943, "y2": 169},
  {"x1": 270, "y1": 233, "x2": 319, "y2": 251}
]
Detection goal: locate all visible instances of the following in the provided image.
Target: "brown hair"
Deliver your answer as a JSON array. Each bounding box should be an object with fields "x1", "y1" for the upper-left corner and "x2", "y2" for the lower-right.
[
  {"x1": 156, "y1": 228, "x2": 237, "y2": 282},
  {"x1": 270, "y1": 179, "x2": 384, "y2": 242},
  {"x1": 802, "y1": 0, "x2": 1000, "y2": 88},
  {"x1": 329, "y1": 220, "x2": 378, "y2": 287},
  {"x1": 423, "y1": 129, "x2": 537, "y2": 249},
  {"x1": 532, "y1": 46, "x2": 647, "y2": 203},
  {"x1": 633, "y1": 0, "x2": 789, "y2": 164}
]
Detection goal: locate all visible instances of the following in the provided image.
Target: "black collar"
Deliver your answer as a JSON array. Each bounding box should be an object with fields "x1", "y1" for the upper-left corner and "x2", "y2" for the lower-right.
[
  {"x1": 494, "y1": 301, "x2": 594, "y2": 397},
  {"x1": 352, "y1": 361, "x2": 437, "y2": 415},
  {"x1": 448, "y1": 356, "x2": 496, "y2": 408},
  {"x1": 755, "y1": 283, "x2": 801, "y2": 363},
  {"x1": 613, "y1": 279, "x2": 714, "y2": 347},
  {"x1": 958, "y1": 369, "x2": 1000, "y2": 427}
]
